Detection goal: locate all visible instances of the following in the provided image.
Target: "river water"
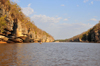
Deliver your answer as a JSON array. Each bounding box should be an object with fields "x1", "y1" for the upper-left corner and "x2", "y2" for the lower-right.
[{"x1": 0, "y1": 42, "x2": 100, "y2": 66}]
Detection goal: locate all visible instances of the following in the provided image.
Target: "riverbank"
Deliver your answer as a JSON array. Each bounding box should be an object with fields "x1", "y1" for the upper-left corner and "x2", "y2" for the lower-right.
[{"x1": 0, "y1": 41, "x2": 7, "y2": 43}]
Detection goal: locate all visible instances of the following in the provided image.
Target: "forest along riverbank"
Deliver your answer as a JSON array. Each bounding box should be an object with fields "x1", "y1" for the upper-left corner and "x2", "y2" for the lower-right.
[
  {"x1": 67, "y1": 22, "x2": 100, "y2": 43},
  {"x1": 55, "y1": 22, "x2": 100, "y2": 43}
]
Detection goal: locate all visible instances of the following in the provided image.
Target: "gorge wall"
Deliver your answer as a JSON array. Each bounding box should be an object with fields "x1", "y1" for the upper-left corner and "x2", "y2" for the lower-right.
[
  {"x1": 0, "y1": 0, "x2": 54, "y2": 43},
  {"x1": 68, "y1": 22, "x2": 100, "y2": 43}
]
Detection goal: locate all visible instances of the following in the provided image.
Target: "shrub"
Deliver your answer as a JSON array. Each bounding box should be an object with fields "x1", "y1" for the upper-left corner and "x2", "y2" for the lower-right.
[{"x1": 0, "y1": 16, "x2": 6, "y2": 32}]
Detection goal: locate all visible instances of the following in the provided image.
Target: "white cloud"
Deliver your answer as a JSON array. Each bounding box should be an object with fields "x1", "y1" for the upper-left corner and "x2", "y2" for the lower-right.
[
  {"x1": 28, "y1": 3, "x2": 31, "y2": 7},
  {"x1": 55, "y1": 23, "x2": 93, "y2": 39},
  {"x1": 31, "y1": 15, "x2": 62, "y2": 23},
  {"x1": 60, "y1": 23, "x2": 93, "y2": 28},
  {"x1": 55, "y1": 15, "x2": 58, "y2": 17},
  {"x1": 31, "y1": 15, "x2": 94, "y2": 39},
  {"x1": 40, "y1": 22, "x2": 94, "y2": 39},
  {"x1": 91, "y1": 1, "x2": 93, "y2": 4},
  {"x1": 11, "y1": 0, "x2": 20, "y2": 2},
  {"x1": 22, "y1": 4, "x2": 34, "y2": 16},
  {"x1": 94, "y1": 16, "x2": 97, "y2": 17},
  {"x1": 64, "y1": 18, "x2": 68, "y2": 21},
  {"x1": 90, "y1": 18, "x2": 97, "y2": 21},
  {"x1": 64, "y1": 13, "x2": 67, "y2": 15},
  {"x1": 77, "y1": 5, "x2": 79, "y2": 7},
  {"x1": 83, "y1": 0, "x2": 89, "y2": 3},
  {"x1": 30, "y1": 14, "x2": 94, "y2": 39},
  {"x1": 61, "y1": 4, "x2": 65, "y2": 6}
]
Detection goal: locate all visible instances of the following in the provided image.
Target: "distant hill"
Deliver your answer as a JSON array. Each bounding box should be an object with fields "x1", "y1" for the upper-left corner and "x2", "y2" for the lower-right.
[
  {"x1": 67, "y1": 21, "x2": 100, "y2": 43},
  {"x1": 0, "y1": 0, "x2": 54, "y2": 43}
]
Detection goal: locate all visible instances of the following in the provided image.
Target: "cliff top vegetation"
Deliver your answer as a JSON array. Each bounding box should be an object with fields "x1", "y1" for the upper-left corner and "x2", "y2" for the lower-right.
[
  {"x1": 0, "y1": 0, "x2": 54, "y2": 39},
  {"x1": 67, "y1": 21, "x2": 100, "y2": 42}
]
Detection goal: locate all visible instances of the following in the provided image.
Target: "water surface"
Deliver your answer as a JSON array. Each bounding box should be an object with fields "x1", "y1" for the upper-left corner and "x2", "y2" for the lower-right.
[{"x1": 0, "y1": 42, "x2": 100, "y2": 66}]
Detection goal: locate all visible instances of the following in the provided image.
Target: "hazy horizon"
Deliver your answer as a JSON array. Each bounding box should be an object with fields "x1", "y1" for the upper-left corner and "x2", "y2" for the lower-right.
[{"x1": 11, "y1": 0, "x2": 100, "y2": 39}]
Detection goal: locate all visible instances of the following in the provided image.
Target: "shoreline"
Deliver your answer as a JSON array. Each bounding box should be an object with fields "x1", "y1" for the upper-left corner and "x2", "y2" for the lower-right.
[
  {"x1": 0, "y1": 41, "x2": 7, "y2": 44},
  {"x1": 0, "y1": 41, "x2": 99, "y2": 44}
]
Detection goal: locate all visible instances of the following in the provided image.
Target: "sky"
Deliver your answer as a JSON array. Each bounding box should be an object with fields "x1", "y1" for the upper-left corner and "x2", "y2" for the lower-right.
[{"x1": 11, "y1": 0, "x2": 100, "y2": 39}]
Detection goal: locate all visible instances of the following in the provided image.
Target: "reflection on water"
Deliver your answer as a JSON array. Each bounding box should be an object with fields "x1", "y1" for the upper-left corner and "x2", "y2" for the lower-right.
[{"x1": 0, "y1": 42, "x2": 100, "y2": 66}]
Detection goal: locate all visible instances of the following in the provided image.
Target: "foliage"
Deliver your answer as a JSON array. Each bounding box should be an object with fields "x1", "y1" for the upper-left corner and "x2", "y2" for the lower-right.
[
  {"x1": 54, "y1": 39, "x2": 68, "y2": 42},
  {"x1": 0, "y1": 0, "x2": 54, "y2": 39},
  {"x1": 67, "y1": 21, "x2": 100, "y2": 42},
  {"x1": 0, "y1": 15, "x2": 6, "y2": 32}
]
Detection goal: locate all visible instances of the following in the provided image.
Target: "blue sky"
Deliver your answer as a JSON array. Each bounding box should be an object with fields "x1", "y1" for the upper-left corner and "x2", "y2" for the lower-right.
[{"x1": 12, "y1": 0, "x2": 100, "y2": 39}]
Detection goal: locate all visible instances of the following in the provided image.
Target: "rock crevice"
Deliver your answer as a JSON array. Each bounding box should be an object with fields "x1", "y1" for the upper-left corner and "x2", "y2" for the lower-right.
[{"x1": 0, "y1": 2, "x2": 54, "y2": 43}]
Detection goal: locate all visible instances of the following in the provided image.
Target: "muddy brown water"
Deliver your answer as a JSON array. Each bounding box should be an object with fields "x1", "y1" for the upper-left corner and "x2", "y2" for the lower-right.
[{"x1": 0, "y1": 42, "x2": 100, "y2": 66}]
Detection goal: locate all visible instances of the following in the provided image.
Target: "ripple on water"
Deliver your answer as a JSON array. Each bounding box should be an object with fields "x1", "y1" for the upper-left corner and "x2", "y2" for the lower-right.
[{"x1": 0, "y1": 42, "x2": 100, "y2": 66}]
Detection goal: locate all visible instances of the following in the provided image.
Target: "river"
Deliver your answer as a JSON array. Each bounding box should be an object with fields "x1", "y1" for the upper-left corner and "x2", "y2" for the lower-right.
[{"x1": 0, "y1": 42, "x2": 100, "y2": 66}]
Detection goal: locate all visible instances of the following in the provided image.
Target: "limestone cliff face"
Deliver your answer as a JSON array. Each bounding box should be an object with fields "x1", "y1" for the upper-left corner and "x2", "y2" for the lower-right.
[
  {"x1": 68, "y1": 22, "x2": 100, "y2": 43},
  {"x1": 0, "y1": 2, "x2": 54, "y2": 43}
]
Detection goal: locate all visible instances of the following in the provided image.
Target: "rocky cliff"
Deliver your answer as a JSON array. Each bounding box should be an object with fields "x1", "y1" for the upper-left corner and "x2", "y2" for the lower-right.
[
  {"x1": 0, "y1": 0, "x2": 54, "y2": 43},
  {"x1": 68, "y1": 22, "x2": 100, "y2": 43}
]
